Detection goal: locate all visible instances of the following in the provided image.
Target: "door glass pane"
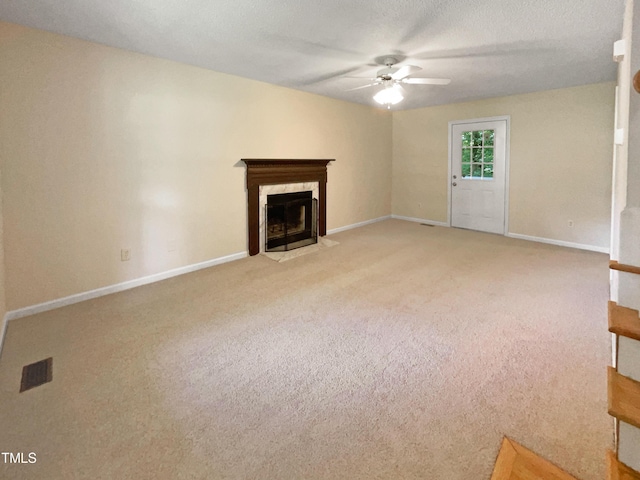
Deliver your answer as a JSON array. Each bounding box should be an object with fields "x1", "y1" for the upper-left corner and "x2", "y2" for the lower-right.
[
  {"x1": 472, "y1": 164, "x2": 482, "y2": 177},
  {"x1": 483, "y1": 130, "x2": 494, "y2": 146},
  {"x1": 483, "y1": 164, "x2": 494, "y2": 178},
  {"x1": 462, "y1": 148, "x2": 471, "y2": 163},
  {"x1": 462, "y1": 131, "x2": 472, "y2": 147},
  {"x1": 472, "y1": 148, "x2": 482, "y2": 162},
  {"x1": 484, "y1": 147, "x2": 493, "y2": 163},
  {"x1": 472, "y1": 130, "x2": 483, "y2": 146},
  {"x1": 462, "y1": 163, "x2": 471, "y2": 178}
]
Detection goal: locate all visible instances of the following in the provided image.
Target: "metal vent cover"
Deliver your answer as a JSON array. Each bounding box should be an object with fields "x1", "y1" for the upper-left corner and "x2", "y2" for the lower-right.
[{"x1": 20, "y1": 357, "x2": 52, "y2": 392}]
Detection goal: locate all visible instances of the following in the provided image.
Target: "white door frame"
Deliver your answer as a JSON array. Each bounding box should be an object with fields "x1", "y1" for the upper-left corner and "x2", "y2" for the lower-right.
[{"x1": 447, "y1": 115, "x2": 511, "y2": 234}]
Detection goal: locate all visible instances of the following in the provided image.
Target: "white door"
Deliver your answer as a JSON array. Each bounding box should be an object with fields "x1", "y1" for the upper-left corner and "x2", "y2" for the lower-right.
[{"x1": 450, "y1": 119, "x2": 508, "y2": 234}]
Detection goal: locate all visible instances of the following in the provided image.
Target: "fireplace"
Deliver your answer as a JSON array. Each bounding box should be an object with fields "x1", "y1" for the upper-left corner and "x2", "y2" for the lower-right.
[
  {"x1": 242, "y1": 159, "x2": 334, "y2": 256},
  {"x1": 265, "y1": 191, "x2": 317, "y2": 252}
]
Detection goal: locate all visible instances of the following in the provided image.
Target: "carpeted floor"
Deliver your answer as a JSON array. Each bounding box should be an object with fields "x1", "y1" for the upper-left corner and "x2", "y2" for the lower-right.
[{"x1": 0, "y1": 219, "x2": 612, "y2": 479}]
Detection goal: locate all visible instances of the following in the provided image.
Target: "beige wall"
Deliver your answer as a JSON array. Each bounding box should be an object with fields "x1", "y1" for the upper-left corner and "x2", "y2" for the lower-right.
[
  {"x1": 0, "y1": 22, "x2": 392, "y2": 311},
  {"x1": 0, "y1": 21, "x2": 617, "y2": 313},
  {"x1": 392, "y1": 83, "x2": 615, "y2": 248}
]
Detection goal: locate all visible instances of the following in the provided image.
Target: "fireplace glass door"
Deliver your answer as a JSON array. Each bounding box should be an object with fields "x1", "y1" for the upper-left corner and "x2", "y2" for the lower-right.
[{"x1": 265, "y1": 191, "x2": 317, "y2": 252}]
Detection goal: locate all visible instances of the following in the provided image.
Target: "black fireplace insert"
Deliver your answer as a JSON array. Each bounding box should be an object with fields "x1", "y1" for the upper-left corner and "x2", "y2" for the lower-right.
[{"x1": 265, "y1": 191, "x2": 317, "y2": 252}]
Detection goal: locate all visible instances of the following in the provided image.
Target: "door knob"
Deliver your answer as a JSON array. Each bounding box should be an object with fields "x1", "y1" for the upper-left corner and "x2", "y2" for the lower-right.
[
  {"x1": 452, "y1": 182, "x2": 457, "y2": 186},
  {"x1": 453, "y1": 175, "x2": 457, "y2": 179}
]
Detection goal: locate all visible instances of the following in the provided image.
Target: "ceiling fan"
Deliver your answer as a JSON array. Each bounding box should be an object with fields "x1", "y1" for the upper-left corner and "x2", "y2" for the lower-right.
[{"x1": 347, "y1": 57, "x2": 451, "y2": 108}]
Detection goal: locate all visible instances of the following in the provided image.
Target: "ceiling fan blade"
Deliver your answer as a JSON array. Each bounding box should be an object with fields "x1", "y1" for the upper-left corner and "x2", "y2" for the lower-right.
[
  {"x1": 345, "y1": 82, "x2": 380, "y2": 91},
  {"x1": 410, "y1": 41, "x2": 557, "y2": 62},
  {"x1": 394, "y1": 83, "x2": 408, "y2": 95},
  {"x1": 299, "y1": 66, "x2": 373, "y2": 86},
  {"x1": 391, "y1": 65, "x2": 421, "y2": 80},
  {"x1": 402, "y1": 77, "x2": 451, "y2": 85}
]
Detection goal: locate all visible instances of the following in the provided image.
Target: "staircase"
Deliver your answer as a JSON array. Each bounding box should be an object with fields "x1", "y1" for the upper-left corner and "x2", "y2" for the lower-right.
[
  {"x1": 490, "y1": 437, "x2": 581, "y2": 480},
  {"x1": 607, "y1": 293, "x2": 640, "y2": 480},
  {"x1": 608, "y1": 450, "x2": 640, "y2": 480},
  {"x1": 607, "y1": 0, "x2": 640, "y2": 474}
]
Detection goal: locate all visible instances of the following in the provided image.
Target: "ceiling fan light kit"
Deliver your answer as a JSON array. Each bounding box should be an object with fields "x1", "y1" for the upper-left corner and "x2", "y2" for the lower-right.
[{"x1": 373, "y1": 85, "x2": 404, "y2": 108}]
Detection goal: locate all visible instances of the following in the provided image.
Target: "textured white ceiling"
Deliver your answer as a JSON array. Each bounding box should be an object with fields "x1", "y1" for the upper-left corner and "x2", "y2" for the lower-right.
[{"x1": 0, "y1": 0, "x2": 625, "y2": 110}]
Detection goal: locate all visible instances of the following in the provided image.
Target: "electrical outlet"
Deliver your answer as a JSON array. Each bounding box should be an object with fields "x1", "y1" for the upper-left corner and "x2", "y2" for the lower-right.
[
  {"x1": 121, "y1": 248, "x2": 131, "y2": 261},
  {"x1": 568, "y1": 220, "x2": 574, "y2": 228}
]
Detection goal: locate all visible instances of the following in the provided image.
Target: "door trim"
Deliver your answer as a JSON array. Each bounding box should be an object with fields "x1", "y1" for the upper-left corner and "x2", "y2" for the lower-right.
[{"x1": 447, "y1": 115, "x2": 511, "y2": 234}]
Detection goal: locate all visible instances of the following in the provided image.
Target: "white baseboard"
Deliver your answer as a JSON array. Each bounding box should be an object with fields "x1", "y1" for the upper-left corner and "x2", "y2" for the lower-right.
[
  {"x1": 392, "y1": 216, "x2": 608, "y2": 253},
  {"x1": 2, "y1": 228, "x2": 608, "y2": 325},
  {"x1": 0, "y1": 313, "x2": 8, "y2": 360},
  {"x1": 5, "y1": 251, "x2": 248, "y2": 321},
  {"x1": 391, "y1": 215, "x2": 449, "y2": 227},
  {"x1": 506, "y1": 232, "x2": 610, "y2": 254},
  {"x1": 326, "y1": 215, "x2": 391, "y2": 235}
]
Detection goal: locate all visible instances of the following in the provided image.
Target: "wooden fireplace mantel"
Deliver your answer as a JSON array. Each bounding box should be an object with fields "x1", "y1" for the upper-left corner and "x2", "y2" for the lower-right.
[{"x1": 242, "y1": 159, "x2": 334, "y2": 256}]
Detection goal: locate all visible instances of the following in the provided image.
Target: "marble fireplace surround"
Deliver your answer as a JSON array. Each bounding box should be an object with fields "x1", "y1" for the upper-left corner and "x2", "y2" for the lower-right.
[{"x1": 242, "y1": 159, "x2": 334, "y2": 256}]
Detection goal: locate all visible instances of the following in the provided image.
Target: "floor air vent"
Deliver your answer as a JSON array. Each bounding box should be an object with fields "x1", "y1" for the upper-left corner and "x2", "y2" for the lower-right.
[{"x1": 20, "y1": 357, "x2": 52, "y2": 392}]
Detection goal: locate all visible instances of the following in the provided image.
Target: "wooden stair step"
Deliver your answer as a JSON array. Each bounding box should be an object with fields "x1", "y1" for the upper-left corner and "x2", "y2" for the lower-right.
[
  {"x1": 610, "y1": 260, "x2": 640, "y2": 275},
  {"x1": 608, "y1": 367, "x2": 640, "y2": 429},
  {"x1": 607, "y1": 450, "x2": 640, "y2": 480},
  {"x1": 491, "y1": 437, "x2": 579, "y2": 480},
  {"x1": 609, "y1": 301, "x2": 640, "y2": 341}
]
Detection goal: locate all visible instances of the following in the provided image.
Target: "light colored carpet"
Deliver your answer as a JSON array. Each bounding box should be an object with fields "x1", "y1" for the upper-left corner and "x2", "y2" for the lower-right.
[{"x1": 0, "y1": 219, "x2": 612, "y2": 479}]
